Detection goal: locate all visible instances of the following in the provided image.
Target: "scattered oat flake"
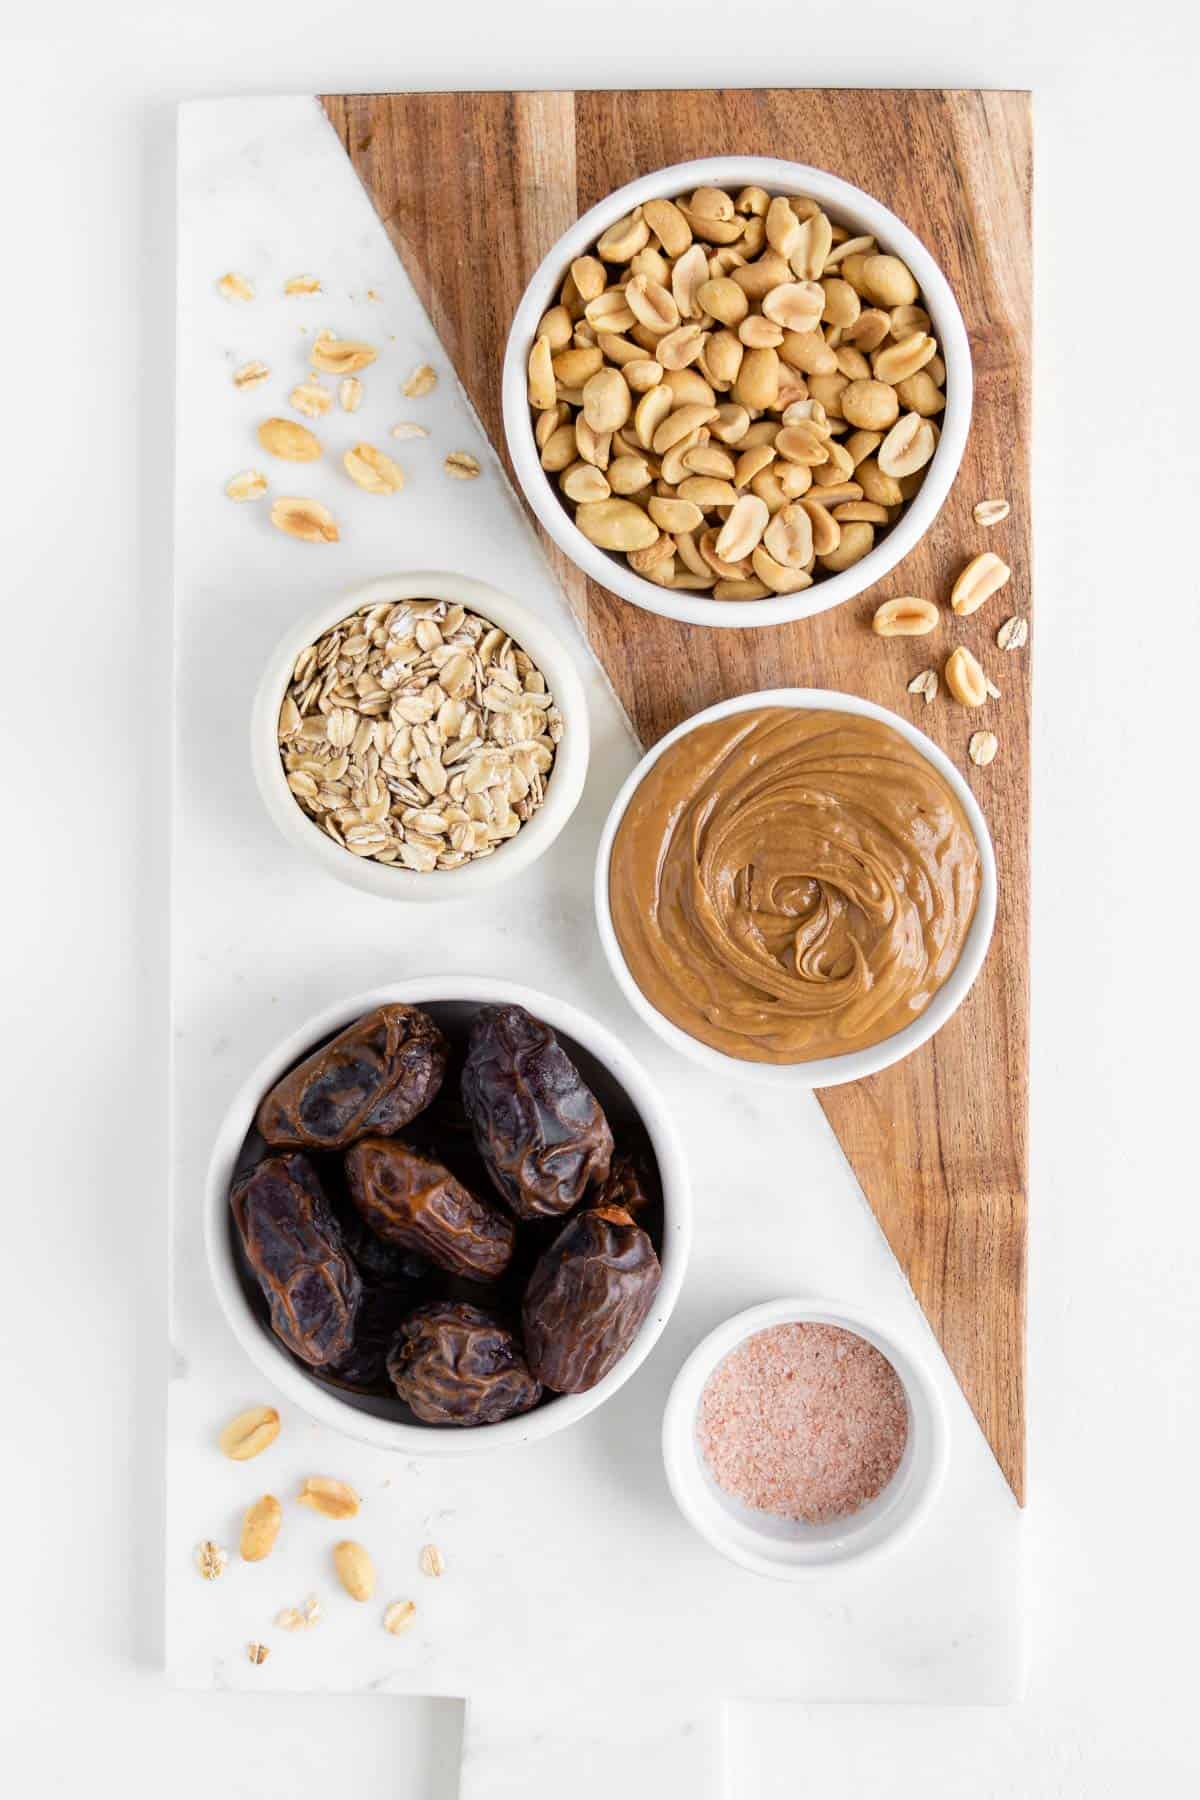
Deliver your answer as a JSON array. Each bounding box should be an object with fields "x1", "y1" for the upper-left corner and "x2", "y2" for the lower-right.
[
  {"x1": 906, "y1": 668, "x2": 938, "y2": 705},
  {"x1": 195, "y1": 1540, "x2": 229, "y2": 1581},
  {"x1": 391, "y1": 421, "x2": 429, "y2": 440},
  {"x1": 226, "y1": 469, "x2": 268, "y2": 503},
  {"x1": 384, "y1": 1600, "x2": 417, "y2": 1636},
  {"x1": 419, "y1": 1544, "x2": 445, "y2": 1578},
  {"x1": 339, "y1": 377, "x2": 364, "y2": 413},
  {"x1": 997, "y1": 615, "x2": 1028, "y2": 652},
  {"x1": 284, "y1": 274, "x2": 321, "y2": 295},
  {"x1": 246, "y1": 1642, "x2": 271, "y2": 1666},
  {"x1": 969, "y1": 730, "x2": 999, "y2": 767},
  {"x1": 277, "y1": 1595, "x2": 322, "y2": 1632},
  {"x1": 217, "y1": 272, "x2": 254, "y2": 302},
  {"x1": 366, "y1": 288, "x2": 382, "y2": 302},
  {"x1": 291, "y1": 381, "x2": 333, "y2": 418},
  {"x1": 403, "y1": 363, "x2": 438, "y2": 398},
  {"x1": 297, "y1": 1475, "x2": 360, "y2": 1518},
  {"x1": 973, "y1": 498, "x2": 1010, "y2": 527},
  {"x1": 233, "y1": 360, "x2": 270, "y2": 390},
  {"x1": 444, "y1": 451, "x2": 480, "y2": 480},
  {"x1": 984, "y1": 676, "x2": 1002, "y2": 699}
]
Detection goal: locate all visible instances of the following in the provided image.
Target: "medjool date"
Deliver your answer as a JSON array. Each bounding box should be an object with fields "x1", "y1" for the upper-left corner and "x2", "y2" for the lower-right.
[
  {"x1": 256, "y1": 1005, "x2": 448, "y2": 1150},
  {"x1": 462, "y1": 1005, "x2": 614, "y2": 1220},
  {"x1": 231, "y1": 1153, "x2": 362, "y2": 1367},
  {"x1": 522, "y1": 1205, "x2": 661, "y2": 1394},
  {"x1": 387, "y1": 1301, "x2": 543, "y2": 1426},
  {"x1": 593, "y1": 1153, "x2": 653, "y2": 1216},
  {"x1": 345, "y1": 1137, "x2": 515, "y2": 1282}
]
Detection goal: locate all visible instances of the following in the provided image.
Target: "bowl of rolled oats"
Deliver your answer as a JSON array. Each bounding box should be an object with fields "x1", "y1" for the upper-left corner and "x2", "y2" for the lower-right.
[
  {"x1": 251, "y1": 572, "x2": 588, "y2": 897},
  {"x1": 503, "y1": 157, "x2": 972, "y2": 629}
]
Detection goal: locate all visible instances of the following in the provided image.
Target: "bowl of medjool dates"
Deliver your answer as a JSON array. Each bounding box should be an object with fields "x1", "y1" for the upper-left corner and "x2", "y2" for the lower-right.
[{"x1": 205, "y1": 980, "x2": 690, "y2": 1453}]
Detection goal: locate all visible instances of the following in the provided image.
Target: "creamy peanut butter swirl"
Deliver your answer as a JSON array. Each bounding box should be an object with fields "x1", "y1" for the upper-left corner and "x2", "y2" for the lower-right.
[{"x1": 609, "y1": 707, "x2": 981, "y2": 1063}]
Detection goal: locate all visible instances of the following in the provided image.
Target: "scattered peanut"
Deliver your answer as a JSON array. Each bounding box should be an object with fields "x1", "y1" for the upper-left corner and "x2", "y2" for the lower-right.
[
  {"x1": 873, "y1": 595, "x2": 939, "y2": 637},
  {"x1": 246, "y1": 1642, "x2": 271, "y2": 1665},
  {"x1": 297, "y1": 1476, "x2": 360, "y2": 1519},
  {"x1": 951, "y1": 551, "x2": 1011, "y2": 616},
  {"x1": 269, "y1": 497, "x2": 340, "y2": 544},
  {"x1": 333, "y1": 1540, "x2": 376, "y2": 1602},
  {"x1": 218, "y1": 1404, "x2": 280, "y2": 1460},
  {"x1": 258, "y1": 417, "x2": 322, "y2": 462},
  {"x1": 310, "y1": 333, "x2": 378, "y2": 375},
  {"x1": 344, "y1": 443, "x2": 405, "y2": 494},
  {"x1": 240, "y1": 1495, "x2": 282, "y2": 1563},
  {"x1": 945, "y1": 645, "x2": 989, "y2": 708},
  {"x1": 284, "y1": 274, "x2": 321, "y2": 295}
]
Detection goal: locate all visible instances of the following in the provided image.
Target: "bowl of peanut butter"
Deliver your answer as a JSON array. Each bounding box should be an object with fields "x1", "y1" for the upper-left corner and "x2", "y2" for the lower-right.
[{"x1": 595, "y1": 690, "x2": 996, "y2": 1086}]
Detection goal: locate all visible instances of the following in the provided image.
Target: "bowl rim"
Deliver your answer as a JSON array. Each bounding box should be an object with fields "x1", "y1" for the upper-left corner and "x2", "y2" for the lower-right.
[
  {"x1": 661, "y1": 1296, "x2": 950, "y2": 1578},
  {"x1": 594, "y1": 687, "x2": 997, "y2": 1088},
  {"x1": 203, "y1": 975, "x2": 692, "y2": 1455},
  {"x1": 250, "y1": 570, "x2": 591, "y2": 901},
  {"x1": 502, "y1": 155, "x2": 973, "y2": 631}
]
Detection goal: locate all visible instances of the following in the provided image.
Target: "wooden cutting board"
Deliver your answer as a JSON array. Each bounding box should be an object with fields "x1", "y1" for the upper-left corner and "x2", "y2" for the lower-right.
[{"x1": 319, "y1": 87, "x2": 1032, "y2": 1503}]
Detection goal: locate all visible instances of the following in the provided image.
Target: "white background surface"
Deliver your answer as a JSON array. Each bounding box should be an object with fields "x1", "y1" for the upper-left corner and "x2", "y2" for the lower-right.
[{"x1": 3, "y1": 1, "x2": 1197, "y2": 1796}]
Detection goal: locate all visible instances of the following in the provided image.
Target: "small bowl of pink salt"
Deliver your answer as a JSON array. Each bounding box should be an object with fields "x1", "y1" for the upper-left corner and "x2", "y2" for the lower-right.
[{"x1": 662, "y1": 1299, "x2": 948, "y2": 1577}]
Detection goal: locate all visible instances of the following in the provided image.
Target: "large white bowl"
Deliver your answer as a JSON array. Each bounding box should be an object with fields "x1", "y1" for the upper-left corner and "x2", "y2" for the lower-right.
[
  {"x1": 662, "y1": 1298, "x2": 949, "y2": 1578},
  {"x1": 502, "y1": 156, "x2": 973, "y2": 630},
  {"x1": 251, "y1": 571, "x2": 590, "y2": 901},
  {"x1": 595, "y1": 688, "x2": 997, "y2": 1088},
  {"x1": 204, "y1": 977, "x2": 691, "y2": 1456}
]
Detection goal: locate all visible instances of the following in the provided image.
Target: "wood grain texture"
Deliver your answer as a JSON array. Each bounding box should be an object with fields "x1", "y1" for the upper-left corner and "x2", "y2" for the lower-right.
[{"x1": 321, "y1": 88, "x2": 1032, "y2": 1501}]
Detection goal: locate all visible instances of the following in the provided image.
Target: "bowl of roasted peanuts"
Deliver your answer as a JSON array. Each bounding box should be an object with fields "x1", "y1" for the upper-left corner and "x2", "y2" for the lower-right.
[{"x1": 503, "y1": 158, "x2": 972, "y2": 629}]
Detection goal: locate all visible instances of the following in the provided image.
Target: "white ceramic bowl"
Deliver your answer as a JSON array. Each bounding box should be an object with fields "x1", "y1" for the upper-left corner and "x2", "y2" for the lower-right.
[
  {"x1": 662, "y1": 1298, "x2": 948, "y2": 1577},
  {"x1": 205, "y1": 977, "x2": 691, "y2": 1456},
  {"x1": 595, "y1": 688, "x2": 996, "y2": 1088},
  {"x1": 251, "y1": 571, "x2": 590, "y2": 900},
  {"x1": 503, "y1": 156, "x2": 973, "y2": 630}
]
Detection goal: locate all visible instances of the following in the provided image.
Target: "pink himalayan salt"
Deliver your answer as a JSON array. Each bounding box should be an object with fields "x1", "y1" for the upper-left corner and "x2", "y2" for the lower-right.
[{"x1": 696, "y1": 1322, "x2": 908, "y2": 1525}]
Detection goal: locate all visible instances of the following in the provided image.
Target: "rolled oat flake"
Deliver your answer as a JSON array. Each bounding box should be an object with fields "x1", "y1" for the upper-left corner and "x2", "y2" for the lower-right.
[{"x1": 697, "y1": 1322, "x2": 908, "y2": 1524}]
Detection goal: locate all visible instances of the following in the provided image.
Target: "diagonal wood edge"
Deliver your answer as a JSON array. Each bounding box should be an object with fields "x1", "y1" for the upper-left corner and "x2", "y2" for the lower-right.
[{"x1": 320, "y1": 87, "x2": 1030, "y2": 1502}]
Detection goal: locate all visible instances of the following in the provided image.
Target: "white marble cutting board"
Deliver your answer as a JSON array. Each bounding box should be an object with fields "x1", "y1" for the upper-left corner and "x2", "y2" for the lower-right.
[{"x1": 169, "y1": 94, "x2": 1025, "y2": 1790}]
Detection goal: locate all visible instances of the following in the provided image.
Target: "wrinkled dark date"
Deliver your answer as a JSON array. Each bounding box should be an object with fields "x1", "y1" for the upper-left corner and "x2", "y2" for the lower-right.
[
  {"x1": 387, "y1": 1301, "x2": 543, "y2": 1426},
  {"x1": 462, "y1": 1005, "x2": 614, "y2": 1220},
  {"x1": 346, "y1": 1138, "x2": 515, "y2": 1282},
  {"x1": 329, "y1": 1178, "x2": 431, "y2": 1288},
  {"x1": 593, "y1": 1154, "x2": 652, "y2": 1216},
  {"x1": 231, "y1": 1154, "x2": 362, "y2": 1367},
  {"x1": 256, "y1": 1005, "x2": 448, "y2": 1150},
  {"x1": 522, "y1": 1205, "x2": 661, "y2": 1394}
]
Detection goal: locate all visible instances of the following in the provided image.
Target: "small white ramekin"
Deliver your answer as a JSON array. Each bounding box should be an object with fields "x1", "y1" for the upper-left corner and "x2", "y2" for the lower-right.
[
  {"x1": 662, "y1": 1298, "x2": 948, "y2": 1578},
  {"x1": 204, "y1": 976, "x2": 691, "y2": 1456},
  {"x1": 503, "y1": 156, "x2": 973, "y2": 631},
  {"x1": 251, "y1": 571, "x2": 590, "y2": 900},
  {"x1": 595, "y1": 688, "x2": 996, "y2": 1089}
]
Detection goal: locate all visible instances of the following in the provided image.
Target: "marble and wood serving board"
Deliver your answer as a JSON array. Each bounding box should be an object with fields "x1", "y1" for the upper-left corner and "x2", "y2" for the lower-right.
[
  {"x1": 169, "y1": 98, "x2": 1026, "y2": 1771},
  {"x1": 319, "y1": 86, "x2": 1034, "y2": 1502}
]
